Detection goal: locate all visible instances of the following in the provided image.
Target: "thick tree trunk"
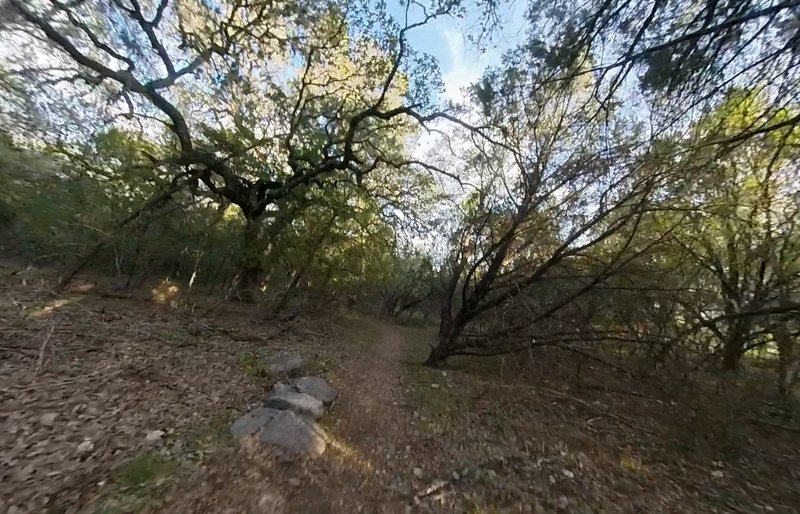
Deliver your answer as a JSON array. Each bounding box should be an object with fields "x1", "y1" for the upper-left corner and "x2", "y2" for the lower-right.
[
  {"x1": 235, "y1": 218, "x2": 262, "y2": 303},
  {"x1": 721, "y1": 319, "x2": 750, "y2": 370},
  {"x1": 426, "y1": 314, "x2": 461, "y2": 366},
  {"x1": 772, "y1": 323, "x2": 798, "y2": 396},
  {"x1": 425, "y1": 343, "x2": 449, "y2": 367},
  {"x1": 721, "y1": 341, "x2": 743, "y2": 370}
]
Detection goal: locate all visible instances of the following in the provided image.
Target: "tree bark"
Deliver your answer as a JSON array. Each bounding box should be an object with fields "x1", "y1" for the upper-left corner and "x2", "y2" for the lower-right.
[
  {"x1": 721, "y1": 318, "x2": 750, "y2": 370},
  {"x1": 425, "y1": 344, "x2": 449, "y2": 366},
  {"x1": 772, "y1": 323, "x2": 798, "y2": 396},
  {"x1": 235, "y1": 217, "x2": 262, "y2": 302},
  {"x1": 426, "y1": 313, "x2": 462, "y2": 366}
]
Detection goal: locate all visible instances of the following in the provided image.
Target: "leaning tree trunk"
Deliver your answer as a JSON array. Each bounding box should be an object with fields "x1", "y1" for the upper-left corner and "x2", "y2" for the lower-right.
[
  {"x1": 426, "y1": 310, "x2": 463, "y2": 366},
  {"x1": 235, "y1": 217, "x2": 263, "y2": 303},
  {"x1": 425, "y1": 337, "x2": 452, "y2": 367}
]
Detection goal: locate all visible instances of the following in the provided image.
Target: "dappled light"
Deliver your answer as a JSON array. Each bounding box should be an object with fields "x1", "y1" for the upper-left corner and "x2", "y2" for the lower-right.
[
  {"x1": 1, "y1": 0, "x2": 798, "y2": 511},
  {"x1": 324, "y1": 432, "x2": 376, "y2": 476},
  {"x1": 27, "y1": 297, "x2": 77, "y2": 319},
  {"x1": 151, "y1": 279, "x2": 181, "y2": 307}
]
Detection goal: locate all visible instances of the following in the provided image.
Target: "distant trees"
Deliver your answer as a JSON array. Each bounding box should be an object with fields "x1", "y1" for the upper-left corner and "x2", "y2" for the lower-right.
[
  {"x1": 663, "y1": 92, "x2": 800, "y2": 372},
  {"x1": 379, "y1": 252, "x2": 436, "y2": 317}
]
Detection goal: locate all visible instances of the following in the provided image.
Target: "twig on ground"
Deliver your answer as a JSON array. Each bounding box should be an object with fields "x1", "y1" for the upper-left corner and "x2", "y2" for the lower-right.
[
  {"x1": 0, "y1": 345, "x2": 37, "y2": 356},
  {"x1": 534, "y1": 386, "x2": 658, "y2": 434},
  {"x1": 415, "y1": 478, "x2": 451, "y2": 500},
  {"x1": 748, "y1": 417, "x2": 800, "y2": 434},
  {"x1": 34, "y1": 324, "x2": 55, "y2": 375}
]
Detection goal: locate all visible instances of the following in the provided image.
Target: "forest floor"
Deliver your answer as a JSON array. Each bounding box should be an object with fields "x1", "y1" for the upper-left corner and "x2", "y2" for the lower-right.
[{"x1": 1, "y1": 261, "x2": 799, "y2": 514}]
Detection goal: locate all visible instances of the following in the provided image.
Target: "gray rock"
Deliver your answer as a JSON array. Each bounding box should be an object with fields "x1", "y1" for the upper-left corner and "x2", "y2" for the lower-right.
[
  {"x1": 258, "y1": 410, "x2": 326, "y2": 457},
  {"x1": 230, "y1": 407, "x2": 281, "y2": 438},
  {"x1": 292, "y1": 376, "x2": 338, "y2": 404},
  {"x1": 265, "y1": 389, "x2": 324, "y2": 419},
  {"x1": 272, "y1": 382, "x2": 292, "y2": 394},
  {"x1": 261, "y1": 352, "x2": 304, "y2": 375}
]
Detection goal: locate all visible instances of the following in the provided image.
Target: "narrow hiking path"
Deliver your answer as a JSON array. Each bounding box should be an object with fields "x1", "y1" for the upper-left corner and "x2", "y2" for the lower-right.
[
  {"x1": 166, "y1": 315, "x2": 445, "y2": 514},
  {"x1": 276, "y1": 317, "x2": 446, "y2": 514}
]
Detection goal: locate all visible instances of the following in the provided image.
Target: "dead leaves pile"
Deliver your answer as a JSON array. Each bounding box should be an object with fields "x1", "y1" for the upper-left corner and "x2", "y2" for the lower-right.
[{"x1": 0, "y1": 273, "x2": 288, "y2": 513}]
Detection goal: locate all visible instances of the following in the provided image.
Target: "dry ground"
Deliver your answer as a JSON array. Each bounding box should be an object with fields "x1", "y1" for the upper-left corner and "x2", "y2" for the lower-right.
[{"x1": 1, "y1": 262, "x2": 798, "y2": 513}]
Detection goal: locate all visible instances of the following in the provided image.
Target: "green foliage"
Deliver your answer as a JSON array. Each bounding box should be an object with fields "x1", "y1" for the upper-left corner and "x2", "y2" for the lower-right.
[
  {"x1": 239, "y1": 351, "x2": 266, "y2": 379},
  {"x1": 379, "y1": 251, "x2": 437, "y2": 317},
  {"x1": 116, "y1": 452, "x2": 175, "y2": 490}
]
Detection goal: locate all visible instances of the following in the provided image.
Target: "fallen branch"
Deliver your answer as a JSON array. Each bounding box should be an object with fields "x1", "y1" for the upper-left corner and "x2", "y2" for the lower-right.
[{"x1": 534, "y1": 386, "x2": 657, "y2": 435}]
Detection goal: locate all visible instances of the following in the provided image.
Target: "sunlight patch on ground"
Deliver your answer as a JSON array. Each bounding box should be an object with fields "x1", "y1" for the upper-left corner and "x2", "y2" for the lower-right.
[
  {"x1": 152, "y1": 279, "x2": 181, "y2": 307},
  {"x1": 620, "y1": 455, "x2": 644, "y2": 472},
  {"x1": 27, "y1": 297, "x2": 77, "y2": 319},
  {"x1": 324, "y1": 431, "x2": 375, "y2": 476}
]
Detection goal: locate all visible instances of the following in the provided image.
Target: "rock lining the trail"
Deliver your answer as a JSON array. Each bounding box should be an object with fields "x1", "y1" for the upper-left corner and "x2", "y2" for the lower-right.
[
  {"x1": 292, "y1": 376, "x2": 338, "y2": 404},
  {"x1": 261, "y1": 351, "x2": 305, "y2": 375},
  {"x1": 230, "y1": 407, "x2": 281, "y2": 438},
  {"x1": 265, "y1": 388, "x2": 324, "y2": 419},
  {"x1": 230, "y1": 367, "x2": 337, "y2": 457},
  {"x1": 258, "y1": 410, "x2": 327, "y2": 457}
]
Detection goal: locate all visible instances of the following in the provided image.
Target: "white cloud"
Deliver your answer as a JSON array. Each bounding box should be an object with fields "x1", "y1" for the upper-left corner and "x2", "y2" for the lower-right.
[
  {"x1": 440, "y1": 27, "x2": 490, "y2": 103},
  {"x1": 410, "y1": 28, "x2": 491, "y2": 166},
  {"x1": 406, "y1": 24, "x2": 500, "y2": 211}
]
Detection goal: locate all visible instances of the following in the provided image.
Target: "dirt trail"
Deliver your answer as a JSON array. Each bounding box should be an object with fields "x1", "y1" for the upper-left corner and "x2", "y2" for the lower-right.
[
  {"x1": 341, "y1": 319, "x2": 409, "y2": 434},
  {"x1": 286, "y1": 318, "x2": 421, "y2": 513}
]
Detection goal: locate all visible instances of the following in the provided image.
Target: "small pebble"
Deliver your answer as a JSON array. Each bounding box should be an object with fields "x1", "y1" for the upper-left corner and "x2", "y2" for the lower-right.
[
  {"x1": 39, "y1": 413, "x2": 57, "y2": 426},
  {"x1": 146, "y1": 430, "x2": 165, "y2": 443},
  {"x1": 77, "y1": 440, "x2": 93, "y2": 453}
]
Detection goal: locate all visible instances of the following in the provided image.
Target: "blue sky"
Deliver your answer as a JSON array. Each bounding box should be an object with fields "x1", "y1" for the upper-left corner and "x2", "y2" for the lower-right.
[{"x1": 386, "y1": 0, "x2": 528, "y2": 101}]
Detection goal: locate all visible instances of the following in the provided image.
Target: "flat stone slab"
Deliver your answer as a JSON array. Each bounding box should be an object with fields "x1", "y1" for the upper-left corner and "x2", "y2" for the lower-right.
[
  {"x1": 230, "y1": 407, "x2": 281, "y2": 438},
  {"x1": 261, "y1": 352, "x2": 304, "y2": 375},
  {"x1": 265, "y1": 387, "x2": 324, "y2": 419},
  {"x1": 292, "y1": 376, "x2": 338, "y2": 404},
  {"x1": 258, "y1": 410, "x2": 326, "y2": 457}
]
